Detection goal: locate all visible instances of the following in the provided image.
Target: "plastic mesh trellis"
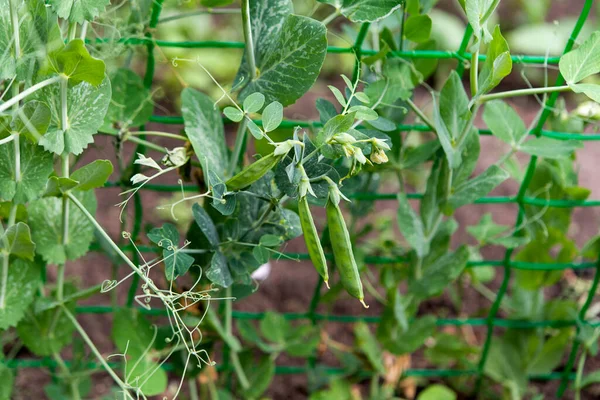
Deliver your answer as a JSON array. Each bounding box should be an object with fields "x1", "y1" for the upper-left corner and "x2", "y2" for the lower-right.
[{"x1": 7, "y1": 0, "x2": 600, "y2": 397}]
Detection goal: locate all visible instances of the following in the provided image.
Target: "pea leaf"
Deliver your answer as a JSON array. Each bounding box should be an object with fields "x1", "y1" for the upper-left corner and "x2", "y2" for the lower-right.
[
  {"x1": 11, "y1": 101, "x2": 51, "y2": 142},
  {"x1": 316, "y1": 112, "x2": 355, "y2": 147},
  {"x1": 111, "y1": 308, "x2": 168, "y2": 397},
  {"x1": 1, "y1": 222, "x2": 35, "y2": 260},
  {"x1": 404, "y1": 15, "x2": 432, "y2": 43},
  {"x1": 236, "y1": 12, "x2": 327, "y2": 106},
  {"x1": 243, "y1": 92, "x2": 266, "y2": 114},
  {"x1": 559, "y1": 31, "x2": 600, "y2": 85},
  {"x1": 182, "y1": 88, "x2": 228, "y2": 181},
  {"x1": 397, "y1": 193, "x2": 428, "y2": 258},
  {"x1": 410, "y1": 246, "x2": 470, "y2": 300},
  {"x1": 240, "y1": 353, "x2": 275, "y2": 400},
  {"x1": 192, "y1": 203, "x2": 220, "y2": 247},
  {"x1": 477, "y1": 25, "x2": 512, "y2": 95},
  {"x1": 207, "y1": 251, "x2": 233, "y2": 288},
  {"x1": 0, "y1": 258, "x2": 41, "y2": 330},
  {"x1": 354, "y1": 322, "x2": 384, "y2": 373},
  {"x1": 0, "y1": 136, "x2": 54, "y2": 204},
  {"x1": 259, "y1": 312, "x2": 288, "y2": 344},
  {"x1": 262, "y1": 101, "x2": 283, "y2": 132},
  {"x1": 417, "y1": 385, "x2": 457, "y2": 400},
  {"x1": 35, "y1": 76, "x2": 112, "y2": 155},
  {"x1": 148, "y1": 223, "x2": 194, "y2": 280},
  {"x1": 69, "y1": 160, "x2": 113, "y2": 191},
  {"x1": 17, "y1": 284, "x2": 77, "y2": 356},
  {"x1": 48, "y1": 0, "x2": 110, "y2": 23},
  {"x1": 103, "y1": 68, "x2": 153, "y2": 130},
  {"x1": 337, "y1": 0, "x2": 403, "y2": 23},
  {"x1": 520, "y1": 137, "x2": 583, "y2": 159},
  {"x1": 47, "y1": 40, "x2": 105, "y2": 86},
  {"x1": 28, "y1": 190, "x2": 97, "y2": 265},
  {"x1": 447, "y1": 165, "x2": 509, "y2": 210},
  {"x1": 483, "y1": 100, "x2": 527, "y2": 146},
  {"x1": 380, "y1": 315, "x2": 437, "y2": 355},
  {"x1": 466, "y1": 0, "x2": 500, "y2": 46},
  {"x1": 224, "y1": 107, "x2": 244, "y2": 122}
]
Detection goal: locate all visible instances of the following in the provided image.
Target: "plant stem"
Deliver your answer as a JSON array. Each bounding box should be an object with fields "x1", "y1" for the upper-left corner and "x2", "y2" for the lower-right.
[
  {"x1": 189, "y1": 377, "x2": 200, "y2": 400},
  {"x1": 470, "y1": 50, "x2": 479, "y2": 96},
  {"x1": 241, "y1": 0, "x2": 257, "y2": 80},
  {"x1": 479, "y1": 85, "x2": 571, "y2": 102},
  {"x1": 0, "y1": 76, "x2": 61, "y2": 114},
  {"x1": 128, "y1": 130, "x2": 188, "y2": 141},
  {"x1": 0, "y1": 134, "x2": 15, "y2": 146},
  {"x1": 62, "y1": 306, "x2": 133, "y2": 399},
  {"x1": 67, "y1": 22, "x2": 77, "y2": 41},
  {"x1": 59, "y1": 76, "x2": 70, "y2": 302},
  {"x1": 10, "y1": 0, "x2": 20, "y2": 59},
  {"x1": 575, "y1": 351, "x2": 587, "y2": 400},
  {"x1": 227, "y1": 119, "x2": 248, "y2": 177},
  {"x1": 322, "y1": 10, "x2": 340, "y2": 26},
  {"x1": 225, "y1": 286, "x2": 250, "y2": 390},
  {"x1": 406, "y1": 98, "x2": 436, "y2": 132},
  {"x1": 79, "y1": 21, "x2": 88, "y2": 40}
]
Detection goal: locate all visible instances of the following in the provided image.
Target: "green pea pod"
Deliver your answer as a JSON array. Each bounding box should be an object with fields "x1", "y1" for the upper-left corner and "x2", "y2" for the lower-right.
[
  {"x1": 298, "y1": 196, "x2": 329, "y2": 288},
  {"x1": 226, "y1": 152, "x2": 282, "y2": 191},
  {"x1": 326, "y1": 199, "x2": 368, "y2": 308}
]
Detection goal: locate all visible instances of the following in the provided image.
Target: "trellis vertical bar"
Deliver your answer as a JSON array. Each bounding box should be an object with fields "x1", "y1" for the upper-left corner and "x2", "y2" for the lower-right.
[
  {"x1": 455, "y1": 24, "x2": 473, "y2": 77},
  {"x1": 474, "y1": 1, "x2": 594, "y2": 395}
]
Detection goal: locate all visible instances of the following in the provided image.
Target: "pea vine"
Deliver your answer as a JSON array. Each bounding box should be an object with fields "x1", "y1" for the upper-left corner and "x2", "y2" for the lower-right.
[{"x1": 1, "y1": 0, "x2": 600, "y2": 399}]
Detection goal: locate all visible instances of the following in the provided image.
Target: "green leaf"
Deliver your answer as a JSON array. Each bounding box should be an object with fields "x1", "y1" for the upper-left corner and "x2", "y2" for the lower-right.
[
  {"x1": 182, "y1": 88, "x2": 229, "y2": 182},
  {"x1": 2, "y1": 222, "x2": 35, "y2": 260},
  {"x1": 103, "y1": 68, "x2": 153, "y2": 129},
  {"x1": 478, "y1": 25, "x2": 512, "y2": 95},
  {"x1": 240, "y1": 353, "x2": 275, "y2": 400},
  {"x1": 18, "y1": 284, "x2": 77, "y2": 356},
  {"x1": 410, "y1": 246, "x2": 469, "y2": 300},
  {"x1": 354, "y1": 322, "x2": 384, "y2": 373},
  {"x1": 520, "y1": 137, "x2": 583, "y2": 159},
  {"x1": 328, "y1": 85, "x2": 347, "y2": 107},
  {"x1": 484, "y1": 335, "x2": 528, "y2": 396},
  {"x1": 259, "y1": 234, "x2": 283, "y2": 247},
  {"x1": 483, "y1": 100, "x2": 527, "y2": 145},
  {"x1": 47, "y1": 39, "x2": 106, "y2": 86},
  {"x1": 70, "y1": 160, "x2": 113, "y2": 190},
  {"x1": 192, "y1": 203, "x2": 220, "y2": 247},
  {"x1": 111, "y1": 308, "x2": 168, "y2": 396},
  {"x1": 148, "y1": 223, "x2": 194, "y2": 280},
  {"x1": 0, "y1": 136, "x2": 54, "y2": 204},
  {"x1": 35, "y1": 76, "x2": 112, "y2": 155},
  {"x1": 347, "y1": 105, "x2": 378, "y2": 121},
  {"x1": 417, "y1": 385, "x2": 457, "y2": 400},
  {"x1": 316, "y1": 113, "x2": 355, "y2": 147},
  {"x1": 339, "y1": 0, "x2": 403, "y2": 23},
  {"x1": 207, "y1": 251, "x2": 233, "y2": 287},
  {"x1": 48, "y1": 0, "x2": 110, "y2": 23},
  {"x1": 262, "y1": 101, "x2": 284, "y2": 132},
  {"x1": 243, "y1": 92, "x2": 266, "y2": 114},
  {"x1": 559, "y1": 31, "x2": 600, "y2": 85},
  {"x1": 0, "y1": 363, "x2": 14, "y2": 400},
  {"x1": 29, "y1": 190, "x2": 97, "y2": 264},
  {"x1": 404, "y1": 15, "x2": 432, "y2": 43},
  {"x1": 11, "y1": 100, "x2": 51, "y2": 142},
  {"x1": 397, "y1": 193, "x2": 428, "y2": 258},
  {"x1": 237, "y1": 14, "x2": 327, "y2": 106},
  {"x1": 0, "y1": 258, "x2": 41, "y2": 330},
  {"x1": 253, "y1": 245, "x2": 270, "y2": 264},
  {"x1": 447, "y1": 165, "x2": 509, "y2": 210},
  {"x1": 381, "y1": 316, "x2": 437, "y2": 355},
  {"x1": 224, "y1": 107, "x2": 244, "y2": 122},
  {"x1": 247, "y1": 119, "x2": 264, "y2": 139},
  {"x1": 259, "y1": 312, "x2": 288, "y2": 344},
  {"x1": 466, "y1": 0, "x2": 500, "y2": 45}
]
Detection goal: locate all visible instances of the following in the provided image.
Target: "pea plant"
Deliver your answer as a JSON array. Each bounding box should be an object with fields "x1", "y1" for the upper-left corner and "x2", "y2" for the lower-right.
[{"x1": 1, "y1": 0, "x2": 600, "y2": 399}]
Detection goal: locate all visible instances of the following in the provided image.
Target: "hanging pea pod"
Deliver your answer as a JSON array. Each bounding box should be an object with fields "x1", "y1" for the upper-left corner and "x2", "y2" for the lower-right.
[
  {"x1": 298, "y1": 196, "x2": 329, "y2": 288},
  {"x1": 325, "y1": 189, "x2": 367, "y2": 308},
  {"x1": 225, "y1": 152, "x2": 282, "y2": 191}
]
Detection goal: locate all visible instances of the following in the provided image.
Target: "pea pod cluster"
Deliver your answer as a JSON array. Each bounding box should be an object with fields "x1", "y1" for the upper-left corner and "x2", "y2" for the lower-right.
[
  {"x1": 326, "y1": 194, "x2": 368, "y2": 308},
  {"x1": 298, "y1": 196, "x2": 329, "y2": 288},
  {"x1": 226, "y1": 152, "x2": 283, "y2": 191}
]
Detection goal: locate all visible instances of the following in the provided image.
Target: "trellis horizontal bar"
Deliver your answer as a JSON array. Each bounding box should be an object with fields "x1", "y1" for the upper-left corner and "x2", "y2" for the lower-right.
[
  {"x1": 102, "y1": 182, "x2": 600, "y2": 208},
  {"x1": 74, "y1": 306, "x2": 600, "y2": 329},
  {"x1": 88, "y1": 243, "x2": 597, "y2": 270},
  {"x1": 1, "y1": 358, "x2": 576, "y2": 381},
  {"x1": 98, "y1": 37, "x2": 561, "y2": 64},
  {"x1": 147, "y1": 115, "x2": 600, "y2": 142}
]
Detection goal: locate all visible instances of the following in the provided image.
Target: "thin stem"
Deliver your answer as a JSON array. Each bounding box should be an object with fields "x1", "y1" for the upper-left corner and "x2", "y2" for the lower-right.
[
  {"x1": 62, "y1": 306, "x2": 133, "y2": 399},
  {"x1": 10, "y1": 0, "x2": 20, "y2": 59},
  {"x1": 322, "y1": 10, "x2": 340, "y2": 26},
  {"x1": 79, "y1": 21, "x2": 88, "y2": 40},
  {"x1": 159, "y1": 8, "x2": 240, "y2": 24},
  {"x1": 406, "y1": 98, "x2": 436, "y2": 132},
  {"x1": 0, "y1": 253, "x2": 8, "y2": 309},
  {"x1": 67, "y1": 22, "x2": 77, "y2": 41},
  {"x1": 123, "y1": 135, "x2": 168, "y2": 153},
  {"x1": 225, "y1": 286, "x2": 250, "y2": 390},
  {"x1": 227, "y1": 119, "x2": 248, "y2": 176},
  {"x1": 189, "y1": 378, "x2": 200, "y2": 400},
  {"x1": 241, "y1": 0, "x2": 257, "y2": 80},
  {"x1": 128, "y1": 130, "x2": 188, "y2": 141},
  {"x1": 470, "y1": 50, "x2": 479, "y2": 97},
  {"x1": 0, "y1": 76, "x2": 60, "y2": 114},
  {"x1": 0, "y1": 134, "x2": 15, "y2": 146},
  {"x1": 59, "y1": 75, "x2": 70, "y2": 302},
  {"x1": 479, "y1": 85, "x2": 571, "y2": 103},
  {"x1": 575, "y1": 350, "x2": 587, "y2": 400}
]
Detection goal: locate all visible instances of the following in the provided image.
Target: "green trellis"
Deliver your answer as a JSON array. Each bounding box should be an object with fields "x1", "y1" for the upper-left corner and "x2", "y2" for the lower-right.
[{"x1": 6, "y1": 0, "x2": 600, "y2": 397}]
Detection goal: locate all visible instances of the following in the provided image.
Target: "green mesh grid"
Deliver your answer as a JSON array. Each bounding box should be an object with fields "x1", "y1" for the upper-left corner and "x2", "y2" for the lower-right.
[{"x1": 8, "y1": 0, "x2": 600, "y2": 397}]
